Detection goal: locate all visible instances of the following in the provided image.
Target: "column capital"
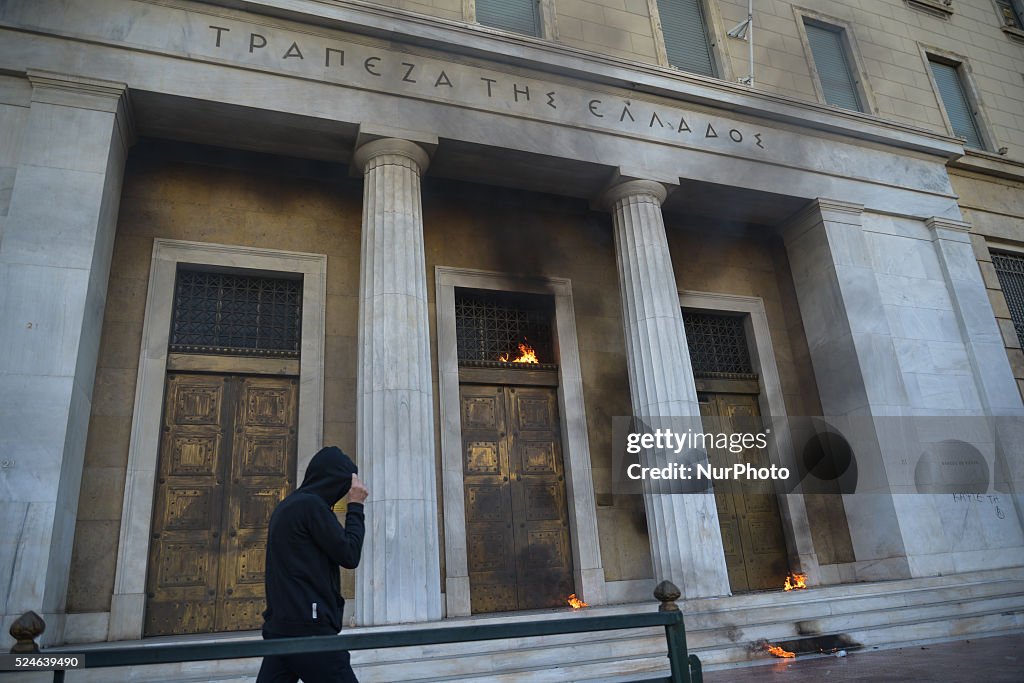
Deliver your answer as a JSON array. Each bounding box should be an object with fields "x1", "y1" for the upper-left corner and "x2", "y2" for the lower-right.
[
  {"x1": 926, "y1": 216, "x2": 972, "y2": 240},
  {"x1": 353, "y1": 137, "x2": 432, "y2": 174},
  {"x1": 25, "y1": 70, "x2": 135, "y2": 152},
  {"x1": 600, "y1": 179, "x2": 668, "y2": 210},
  {"x1": 27, "y1": 69, "x2": 128, "y2": 111}
]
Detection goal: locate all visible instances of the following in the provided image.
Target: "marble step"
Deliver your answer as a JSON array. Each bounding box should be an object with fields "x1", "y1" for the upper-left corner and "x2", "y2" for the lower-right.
[{"x1": 54, "y1": 569, "x2": 1024, "y2": 682}]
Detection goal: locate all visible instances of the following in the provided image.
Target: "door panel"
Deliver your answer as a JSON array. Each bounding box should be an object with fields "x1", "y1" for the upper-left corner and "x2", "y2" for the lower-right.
[
  {"x1": 461, "y1": 384, "x2": 574, "y2": 613},
  {"x1": 146, "y1": 373, "x2": 297, "y2": 636},
  {"x1": 460, "y1": 385, "x2": 517, "y2": 614},
  {"x1": 699, "y1": 392, "x2": 789, "y2": 592},
  {"x1": 507, "y1": 386, "x2": 573, "y2": 611}
]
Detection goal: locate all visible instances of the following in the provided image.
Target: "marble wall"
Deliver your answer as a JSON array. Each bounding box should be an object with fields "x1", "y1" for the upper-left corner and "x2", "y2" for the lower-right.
[
  {"x1": 66, "y1": 143, "x2": 365, "y2": 613},
  {"x1": 66, "y1": 143, "x2": 828, "y2": 616}
]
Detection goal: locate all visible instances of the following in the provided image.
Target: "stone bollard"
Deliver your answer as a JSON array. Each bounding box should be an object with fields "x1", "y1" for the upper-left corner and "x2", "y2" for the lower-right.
[{"x1": 9, "y1": 610, "x2": 45, "y2": 653}]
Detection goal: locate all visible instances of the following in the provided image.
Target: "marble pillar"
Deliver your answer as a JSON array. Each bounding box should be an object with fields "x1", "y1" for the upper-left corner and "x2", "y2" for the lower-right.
[
  {"x1": 604, "y1": 179, "x2": 730, "y2": 599},
  {"x1": 928, "y1": 218, "x2": 1024, "y2": 530},
  {"x1": 352, "y1": 138, "x2": 443, "y2": 625},
  {"x1": 782, "y1": 199, "x2": 912, "y2": 580},
  {"x1": 0, "y1": 71, "x2": 132, "y2": 646}
]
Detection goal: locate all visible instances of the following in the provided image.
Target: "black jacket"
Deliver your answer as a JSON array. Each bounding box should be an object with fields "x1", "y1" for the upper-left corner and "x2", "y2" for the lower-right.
[{"x1": 262, "y1": 446, "x2": 365, "y2": 636}]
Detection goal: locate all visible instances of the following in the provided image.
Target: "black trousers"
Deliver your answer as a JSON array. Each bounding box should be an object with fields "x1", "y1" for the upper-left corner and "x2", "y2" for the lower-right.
[{"x1": 256, "y1": 630, "x2": 359, "y2": 683}]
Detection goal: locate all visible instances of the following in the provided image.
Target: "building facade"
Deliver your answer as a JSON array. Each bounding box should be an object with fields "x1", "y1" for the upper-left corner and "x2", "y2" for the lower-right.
[{"x1": 1, "y1": 0, "x2": 1023, "y2": 649}]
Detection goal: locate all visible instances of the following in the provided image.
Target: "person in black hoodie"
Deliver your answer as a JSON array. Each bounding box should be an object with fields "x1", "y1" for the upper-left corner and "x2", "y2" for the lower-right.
[{"x1": 256, "y1": 446, "x2": 369, "y2": 683}]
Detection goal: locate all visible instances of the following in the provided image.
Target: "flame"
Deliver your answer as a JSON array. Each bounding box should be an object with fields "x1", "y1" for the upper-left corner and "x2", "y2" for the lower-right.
[
  {"x1": 499, "y1": 341, "x2": 539, "y2": 364},
  {"x1": 567, "y1": 594, "x2": 588, "y2": 609},
  {"x1": 783, "y1": 573, "x2": 808, "y2": 591},
  {"x1": 764, "y1": 643, "x2": 796, "y2": 659}
]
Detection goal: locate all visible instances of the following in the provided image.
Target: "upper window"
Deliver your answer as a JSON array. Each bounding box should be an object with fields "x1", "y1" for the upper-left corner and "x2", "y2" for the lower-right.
[
  {"x1": 476, "y1": 0, "x2": 541, "y2": 37},
  {"x1": 454, "y1": 288, "x2": 555, "y2": 366},
  {"x1": 171, "y1": 269, "x2": 303, "y2": 358},
  {"x1": 656, "y1": 0, "x2": 716, "y2": 76},
  {"x1": 682, "y1": 312, "x2": 755, "y2": 378},
  {"x1": 927, "y1": 57, "x2": 986, "y2": 149},
  {"x1": 996, "y1": 0, "x2": 1024, "y2": 29},
  {"x1": 803, "y1": 20, "x2": 865, "y2": 112}
]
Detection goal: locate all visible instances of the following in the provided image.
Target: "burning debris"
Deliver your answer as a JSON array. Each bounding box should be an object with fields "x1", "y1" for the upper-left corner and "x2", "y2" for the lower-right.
[
  {"x1": 567, "y1": 594, "x2": 588, "y2": 609},
  {"x1": 499, "y1": 340, "x2": 539, "y2": 364},
  {"x1": 783, "y1": 573, "x2": 808, "y2": 591},
  {"x1": 764, "y1": 643, "x2": 796, "y2": 659}
]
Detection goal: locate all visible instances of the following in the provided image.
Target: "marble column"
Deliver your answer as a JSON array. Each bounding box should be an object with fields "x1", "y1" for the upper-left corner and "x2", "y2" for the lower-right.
[
  {"x1": 352, "y1": 138, "x2": 443, "y2": 625},
  {"x1": 0, "y1": 71, "x2": 132, "y2": 646},
  {"x1": 604, "y1": 179, "x2": 730, "y2": 599}
]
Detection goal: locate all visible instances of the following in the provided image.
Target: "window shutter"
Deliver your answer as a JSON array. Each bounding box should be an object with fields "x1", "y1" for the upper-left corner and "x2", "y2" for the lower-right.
[
  {"x1": 928, "y1": 60, "x2": 984, "y2": 149},
  {"x1": 656, "y1": 0, "x2": 715, "y2": 76},
  {"x1": 804, "y1": 22, "x2": 863, "y2": 112},
  {"x1": 476, "y1": 0, "x2": 541, "y2": 37}
]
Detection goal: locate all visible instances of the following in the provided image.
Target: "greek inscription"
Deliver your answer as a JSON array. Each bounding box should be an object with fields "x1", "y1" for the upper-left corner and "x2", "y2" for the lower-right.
[
  {"x1": 202, "y1": 24, "x2": 770, "y2": 153},
  {"x1": 435, "y1": 70, "x2": 453, "y2": 88},
  {"x1": 209, "y1": 25, "x2": 230, "y2": 47},
  {"x1": 325, "y1": 48, "x2": 344, "y2": 67}
]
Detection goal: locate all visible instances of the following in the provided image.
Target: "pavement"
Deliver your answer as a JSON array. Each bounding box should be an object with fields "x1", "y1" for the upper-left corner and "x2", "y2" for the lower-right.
[{"x1": 701, "y1": 633, "x2": 1023, "y2": 682}]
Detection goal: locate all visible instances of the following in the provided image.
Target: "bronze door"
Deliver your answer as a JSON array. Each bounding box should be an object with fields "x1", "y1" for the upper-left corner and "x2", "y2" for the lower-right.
[
  {"x1": 698, "y1": 392, "x2": 788, "y2": 592},
  {"x1": 145, "y1": 373, "x2": 297, "y2": 636},
  {"x1": 460, "y1": 384, "x2": 574, "y2": 613}
]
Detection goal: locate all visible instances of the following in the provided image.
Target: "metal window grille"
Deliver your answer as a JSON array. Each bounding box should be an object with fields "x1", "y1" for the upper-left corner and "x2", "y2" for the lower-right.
[
  {"x1": 170, "y1": 269, "x2": 302, "y2": 357},
  {"x1": 993, "y1": 252, "x2": 1024, "y2": 350},
  {"x1": 682, "y1": 311, "x2": 755, "y2": 378},
  {"x1": 455, "y1": 289, "x2": 554, "y2": 366}
]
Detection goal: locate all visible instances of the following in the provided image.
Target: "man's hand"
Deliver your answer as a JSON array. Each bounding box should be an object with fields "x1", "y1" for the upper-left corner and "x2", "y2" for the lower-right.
[{"x1": 348, "y1": 475, "x2": 369, "y2": 504}]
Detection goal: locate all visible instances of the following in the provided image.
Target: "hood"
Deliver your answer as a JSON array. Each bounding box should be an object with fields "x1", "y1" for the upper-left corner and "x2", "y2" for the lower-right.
[{"x1": 298, "y1": 446, "x2": 358, "y2": 505}]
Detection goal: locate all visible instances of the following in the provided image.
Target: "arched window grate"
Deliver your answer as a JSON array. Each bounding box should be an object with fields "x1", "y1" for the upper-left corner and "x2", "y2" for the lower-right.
[
  {"x1": 170, "y1": 269, "x2": 302, "y2": 358},
  {"x1": 682, "y1": 311, "x2": 756, "y2": 378}
]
